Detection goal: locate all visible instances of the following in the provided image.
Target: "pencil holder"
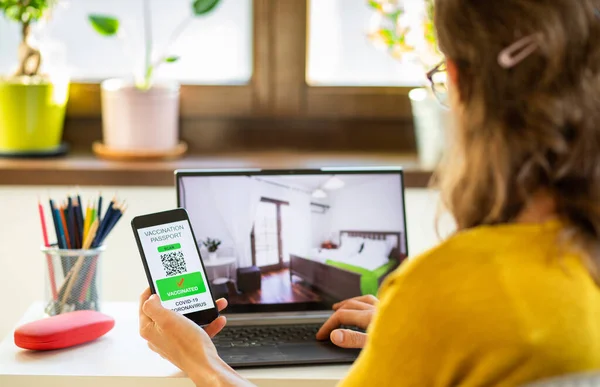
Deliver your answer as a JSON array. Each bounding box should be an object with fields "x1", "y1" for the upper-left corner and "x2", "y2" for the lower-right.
[{"x1": 41, "y1": 245, "x2": 106, "y2": 316}]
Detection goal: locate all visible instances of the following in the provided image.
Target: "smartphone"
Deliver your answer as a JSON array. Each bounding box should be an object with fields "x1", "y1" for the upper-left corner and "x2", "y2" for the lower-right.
[{"x1": 131, "y1": 208, "x2": 219, "y2": 326}]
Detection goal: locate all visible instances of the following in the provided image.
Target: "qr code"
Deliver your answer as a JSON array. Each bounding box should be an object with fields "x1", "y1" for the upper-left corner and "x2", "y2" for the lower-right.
[{"x1": 160, "y1": 251, "x2": 187, "y2": 276}]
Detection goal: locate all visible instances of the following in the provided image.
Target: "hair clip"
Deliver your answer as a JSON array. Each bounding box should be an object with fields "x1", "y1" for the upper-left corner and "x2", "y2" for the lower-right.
[{"x1": 498, "y1": 34, "x2": 540, "y2": 69}]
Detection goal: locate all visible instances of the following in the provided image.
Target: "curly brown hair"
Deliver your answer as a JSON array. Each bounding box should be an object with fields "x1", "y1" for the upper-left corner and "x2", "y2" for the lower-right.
[{"x1": 433, "y1": 0, "x2": 600, "y2": 274}]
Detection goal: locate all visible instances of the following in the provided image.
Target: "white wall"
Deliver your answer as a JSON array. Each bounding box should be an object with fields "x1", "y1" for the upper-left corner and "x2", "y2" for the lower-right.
[
  {"x1": 311, "y1": 209, "x2": 331, "y2": 247},
  {"x1": 179, "y1": 177, "x2": 234, "y2": 254},
  {"x1": 0, "y1": 186, "x2": 450, "y2": 339},
  {"x1": 325, "y1": 175, "x2": 407, "y2": 253}
]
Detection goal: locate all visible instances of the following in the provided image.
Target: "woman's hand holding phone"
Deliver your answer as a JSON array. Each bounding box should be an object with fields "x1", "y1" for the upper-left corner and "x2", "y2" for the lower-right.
[
  {"x1": 139, "y1": 288, "x2": 252, "y2": 387},
  {"x1": 132, "y1": 209, "x2": 221, "y2": 326},
  {"x1": 316, "y1": 295, "x2": 379, "y2": 349}
]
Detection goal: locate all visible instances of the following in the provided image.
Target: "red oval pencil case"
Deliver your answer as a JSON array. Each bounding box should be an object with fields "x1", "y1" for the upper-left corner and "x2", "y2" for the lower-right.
[{"x1": 14, "y1": 310, "x2": 115, "y2": 351}]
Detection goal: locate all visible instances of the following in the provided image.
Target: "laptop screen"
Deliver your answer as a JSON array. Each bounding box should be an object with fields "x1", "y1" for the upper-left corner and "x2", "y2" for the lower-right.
[{"x1": 176, "y1": 169, "x2": 408, "y2": 314}]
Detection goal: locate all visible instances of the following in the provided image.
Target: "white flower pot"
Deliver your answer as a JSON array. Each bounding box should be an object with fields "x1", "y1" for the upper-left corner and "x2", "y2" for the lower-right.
[
  {"x1": 208, "y1": 252, "x2": 218, "y2": 261},
  {"x1": 408, "y1": 88, "x2": 450, "y2": 169},
  {"x1": 100, "y1": 79, "x2": 180, "y2": 151}
]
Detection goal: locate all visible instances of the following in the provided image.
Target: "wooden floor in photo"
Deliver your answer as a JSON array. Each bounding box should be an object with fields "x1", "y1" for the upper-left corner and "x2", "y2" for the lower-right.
[{"x1": 229, "y1": 269, "x2": 322, "y2": 304}]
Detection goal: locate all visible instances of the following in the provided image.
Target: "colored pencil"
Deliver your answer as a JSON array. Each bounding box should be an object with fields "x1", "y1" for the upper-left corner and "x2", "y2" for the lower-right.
[
  {"x1": 54, "y1": 206, "x2": 67, "y2": 249},
  {"x1": 59, "y1": 206, "x2": 70, "y2": 249},
  {"x1": 83, "y1": 203, "x2": 92, "y2": 242},
  {"x1": 52, "y1": 205, "x2": 68, "y2": 279},
  {"x1": 72, "y1": 198, "x2": 80, "y2": 249},
  {"x1": 49, "y1": 199, "x2": 66, "y2": 285},
  {"x1": 58, "y1": 206, "x2": 71, "y2": 249},
  {"x1": 38, "y1": 200, "x2": 50, "y2": 247},
  {"x1": 68, "y1": 196, "x2": 79, "y2": 250},
  {"x1": 48, "y1": 199, "x2": 63, "y2": 249},
  {"x1": 77, "y1": 193, "x2": 83, "y2": 215},
  {"x1": 100, "y1": 205, "x2": 124, "y2": 244},
  {"x1": 66, "y1": 197, "x2": 74, "y2": 244},
  {"x1": 60, "y1": 205, "x2": 74, "y2": 271},
  {"x1": 76, "y1": 198, "x2": 85, "y2": 248},
  {"x1": 97, "y1": 194, "x2": 103, "y2": 224},
  {"x1": 92, "y1": 198, "x2": 116, "y2": 248},
  {"x1": 52, "y1": 203, "x2": 67, "y2": 248},
  {"x1": 76, "y1": 194, "x2": 84, "y2": 246},
  {"x1": 39, "y1": 199, "x2": 58, "y2": 301}
]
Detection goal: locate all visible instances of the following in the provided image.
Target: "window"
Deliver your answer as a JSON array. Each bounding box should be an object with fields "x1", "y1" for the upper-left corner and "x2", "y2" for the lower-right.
[
  {"x1": 0, "y1": 0, "x2": 253, "y2": 84},
  {"x1": 306, "y1": 0, "x2": 427, "y2": 87},
  {"x1": 251, "y1": 198, "x2": 289, "y2": 272},
  {"x1": 0, "y1": 0, "x2": 420, "y2": 155}
]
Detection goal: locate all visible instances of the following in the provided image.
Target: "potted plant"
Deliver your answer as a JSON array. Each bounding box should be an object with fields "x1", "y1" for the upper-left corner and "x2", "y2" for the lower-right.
[
  {"x1": 88, "y1": 0, "x2": 220, "y2": 160},
  {"x1": 202, "y1": 238, "x2": 221, "y2": 261},
  {"x1": 0, "y1": 0, "x2": 69, "y2": 156},
  {"x1": 366, "y1": 0, "x2": 448, "y2": 169}
]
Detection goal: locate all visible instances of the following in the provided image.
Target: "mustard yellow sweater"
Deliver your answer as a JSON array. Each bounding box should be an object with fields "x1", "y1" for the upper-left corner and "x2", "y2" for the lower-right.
[{"x1": 340, "y1": 221, "x2": 600, "y2": 387}]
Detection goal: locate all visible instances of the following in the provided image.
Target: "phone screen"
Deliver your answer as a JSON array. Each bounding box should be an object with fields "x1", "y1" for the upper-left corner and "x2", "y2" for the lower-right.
[{"x1": 137, "y1": 220, "x2": 215, "y2": 315}]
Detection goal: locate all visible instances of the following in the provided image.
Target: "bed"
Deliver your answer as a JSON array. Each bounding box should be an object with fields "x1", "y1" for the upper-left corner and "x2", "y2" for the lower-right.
[{"x1": 289, "y1": 230, "x2": 406, "y2": 301}]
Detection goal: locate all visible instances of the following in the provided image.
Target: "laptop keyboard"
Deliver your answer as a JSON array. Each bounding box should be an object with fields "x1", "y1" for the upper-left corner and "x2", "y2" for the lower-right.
[{"x1": 213, "y1": 324, "x2": 363, "y2": 348}]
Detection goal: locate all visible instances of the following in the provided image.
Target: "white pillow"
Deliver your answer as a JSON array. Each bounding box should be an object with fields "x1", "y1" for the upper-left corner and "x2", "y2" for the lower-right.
[
  {"x1": 361, "y1": 239, "x2": 392, "y2": 258},
  {"x1": 340, "y1": 235, "x2": 363, "y2": 254}
]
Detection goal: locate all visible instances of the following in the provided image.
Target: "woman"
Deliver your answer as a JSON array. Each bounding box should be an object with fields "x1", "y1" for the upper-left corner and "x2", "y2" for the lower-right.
[{"x1": 139, "y1": 0, "x2": 600, "y2": 385}]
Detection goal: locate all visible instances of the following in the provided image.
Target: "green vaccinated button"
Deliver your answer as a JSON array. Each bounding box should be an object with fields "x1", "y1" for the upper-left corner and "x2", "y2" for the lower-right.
[
  {"x1": 157, "y1": 243, "x2": 181, "y2": 253},
  {"x1": 156, "y1": 272, "x2": 206, "y2": 301}
]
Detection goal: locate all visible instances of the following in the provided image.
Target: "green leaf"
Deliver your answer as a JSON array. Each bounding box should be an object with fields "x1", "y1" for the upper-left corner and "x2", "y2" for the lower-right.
[
  {"x1": 164, "y1": 56, "x2": 180, "y2": 63},
  {"x1": 5, "y1": 5, "x2": 23, "y2": 22},
  {"x1": 0, "y1": 0, "x2": 51, "y2": 23},
  {"x1": 379, "y1": 29, "x2": 396, "y2": 46},
  {"x1": 192, "y1": 0, "x2": 221, "y2": 16},
  {"x1": 388, "y1": 10, "x2": 402, "y2": 20},
  {"x1": 26, "y1": 5, "x2": 43, "y2": 20},
  {"x1": 88, "y1": 14, "x2": 120, "y2": 36},
  {"x1": 367, "y1": 0, "x2": 380, "y2": 10}
]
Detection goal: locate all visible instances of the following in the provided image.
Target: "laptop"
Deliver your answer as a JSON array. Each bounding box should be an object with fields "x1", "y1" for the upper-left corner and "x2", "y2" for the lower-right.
[{"x1": 175, "y1": 167, "x2": 408, "y2": 368}]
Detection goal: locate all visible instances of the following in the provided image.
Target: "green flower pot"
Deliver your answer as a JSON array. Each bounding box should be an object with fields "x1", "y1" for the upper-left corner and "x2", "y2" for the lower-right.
[{"x1": 0, "y1": 77, "x2": 69, "y2": 153}]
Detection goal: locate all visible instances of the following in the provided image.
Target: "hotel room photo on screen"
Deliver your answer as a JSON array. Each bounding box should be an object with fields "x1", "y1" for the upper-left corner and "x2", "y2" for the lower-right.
[{"x1": 178, "y1": 173, "x2": 407, "y2": 306}]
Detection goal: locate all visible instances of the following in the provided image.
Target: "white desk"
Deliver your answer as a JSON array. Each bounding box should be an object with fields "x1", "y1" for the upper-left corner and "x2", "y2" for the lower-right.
[{"x1": 0, "y1": 302, "x2": 349, "y2": 387}]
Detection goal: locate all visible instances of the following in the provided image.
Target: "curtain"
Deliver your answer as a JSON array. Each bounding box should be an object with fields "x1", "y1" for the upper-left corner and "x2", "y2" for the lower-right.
[{"x1": 207, "y1": 177, "x2": 262, "y2": 268}]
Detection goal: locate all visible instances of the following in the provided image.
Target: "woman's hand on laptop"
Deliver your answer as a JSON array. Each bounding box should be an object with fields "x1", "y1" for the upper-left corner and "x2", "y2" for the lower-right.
[
  {"x1": 139, "y1": 288, "x2": 253, "y2": 387},
  {"x1": 316, "y1": 295, "x2": 379, "y2": 349}
]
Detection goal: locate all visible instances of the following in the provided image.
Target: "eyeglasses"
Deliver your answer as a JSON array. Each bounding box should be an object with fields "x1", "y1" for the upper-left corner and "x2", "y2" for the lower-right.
[{"x1": 426, "y1": 60, "x2": 449, "y2": 108}]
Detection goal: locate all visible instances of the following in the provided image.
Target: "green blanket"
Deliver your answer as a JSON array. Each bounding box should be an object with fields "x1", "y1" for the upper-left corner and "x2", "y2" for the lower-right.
[{"x1": 324, "y1": 259, "x2": 397, "y2": 296}]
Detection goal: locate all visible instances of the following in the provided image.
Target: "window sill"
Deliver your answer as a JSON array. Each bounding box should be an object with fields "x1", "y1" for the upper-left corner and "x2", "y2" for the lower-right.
[{"x1": 0, "y1": 151, "x2": 433, "y2": 188}]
